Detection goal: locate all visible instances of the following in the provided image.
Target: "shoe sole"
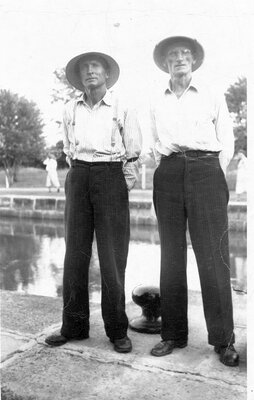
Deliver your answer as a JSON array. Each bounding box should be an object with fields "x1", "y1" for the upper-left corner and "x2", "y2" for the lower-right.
[{"x1": 45, "y1": 339, "x2": 68, "y2": 346}]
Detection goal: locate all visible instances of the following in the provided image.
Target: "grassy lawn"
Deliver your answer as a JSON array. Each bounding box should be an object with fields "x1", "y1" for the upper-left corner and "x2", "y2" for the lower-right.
[
  {"x1": 1, "y1": 166, "x2": 152, "y2": 189},
  {"x1": 0, "y1": 167, "x2": 68, "y2": 189},
  {"x1": 0, "y1": 162, "x2": 237, "y2": 191}
]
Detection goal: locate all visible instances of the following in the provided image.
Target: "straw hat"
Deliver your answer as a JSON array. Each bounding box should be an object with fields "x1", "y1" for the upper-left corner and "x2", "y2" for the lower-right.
[
  {"x1": 66, "y1": 51, "x2": 120, "y2": 90},
  {"x1": 153, "y1": 36, "x2": 204, "y2": 73}
]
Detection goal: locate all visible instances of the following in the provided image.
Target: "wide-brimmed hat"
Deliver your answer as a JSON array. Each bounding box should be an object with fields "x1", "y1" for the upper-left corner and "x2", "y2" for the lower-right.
[
  {"x1": 66, "y1": 51, "x2": 120, "y2": 91},
  {"x1": 153, "y1": 36, "x2": 204, "y2": 73}
]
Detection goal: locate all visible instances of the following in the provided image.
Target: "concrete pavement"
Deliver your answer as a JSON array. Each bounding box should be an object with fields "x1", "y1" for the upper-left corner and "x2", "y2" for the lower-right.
[{"x1": 1, "y1": 289, "x2": 247, "y2": 400}]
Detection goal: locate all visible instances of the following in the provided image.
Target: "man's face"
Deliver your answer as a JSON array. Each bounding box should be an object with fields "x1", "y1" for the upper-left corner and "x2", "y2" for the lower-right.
[
  {"x1": 165, "y1": 43, "x2": 196, "y2": 77},
  {"x1": 79, "y1": 57, "x2": 109, "y2": 89}
]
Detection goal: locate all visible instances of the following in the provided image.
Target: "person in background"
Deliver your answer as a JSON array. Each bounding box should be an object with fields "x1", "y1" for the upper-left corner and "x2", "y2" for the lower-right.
[
  {"x1": 43, "y1": 153, "x2": 60, "y2": 193},
  {"x1": 235, "y1": 149, "x2": 247, "y2": 201},
  {"x1": 45, "y1": 50, "x2": 142, "y2": 353},
  {"x1": 149, "y1": 35, "x2": 239, "y2": 367}
]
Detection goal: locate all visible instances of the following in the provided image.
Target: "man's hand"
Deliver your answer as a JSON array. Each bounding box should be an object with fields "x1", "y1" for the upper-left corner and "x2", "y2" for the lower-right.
[
  {"x1": 66, "y1": 156, "x2": 72, "y2": 167},
  {"x1": 122, "y1": 160, "x2": 140, "y2": 191}
]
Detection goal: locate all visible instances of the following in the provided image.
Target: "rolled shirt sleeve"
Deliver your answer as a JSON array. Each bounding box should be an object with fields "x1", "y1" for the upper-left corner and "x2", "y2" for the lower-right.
[
  {"x1": 62, "y1": 104, "x2": 73, "y2": 167},
  {"x1": 122, "y1": 107, "x2": 142, "y2": 190},
  {"x1": 122, "y1": 107, "x2": 142, "y2": 160}
]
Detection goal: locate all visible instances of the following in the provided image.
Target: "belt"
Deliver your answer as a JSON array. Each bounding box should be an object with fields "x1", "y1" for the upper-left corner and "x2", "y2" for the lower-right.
[
  {"x1": 162, "y1": 150, "x2": 220, "y2": 158},
  {"x1": 71, "y1": 159, "x2": 123, "y2": 167}
]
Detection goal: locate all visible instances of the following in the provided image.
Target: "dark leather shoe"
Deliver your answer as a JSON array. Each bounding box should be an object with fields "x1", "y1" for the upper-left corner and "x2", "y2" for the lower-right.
[
  {"x1": 111, "y1": 336, "x2": 132, "y2": 353},
  {"x1": 151, "y1": 339, "x2": 187, "y2": 357},
  {"x1": 45, "y1": 333, "x2": 88, "y2": 346},
  {"x1": 45, "y1": 333, "x2": 68, "y2": 346},
  {"x1": 214, "y1": 344, "x2": 239, "y2": 367}
]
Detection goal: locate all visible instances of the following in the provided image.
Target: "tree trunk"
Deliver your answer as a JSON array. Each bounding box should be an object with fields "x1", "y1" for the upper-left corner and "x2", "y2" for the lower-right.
[
  {"x1": 4, "y1": 168, "x2": 14, "y2": 188},
  {"x1": 13, "y1": 164, "x2": 19, "y2": 182},
  {"x1": 5, "y1": 174, "x2": 10, "y2": 188}
]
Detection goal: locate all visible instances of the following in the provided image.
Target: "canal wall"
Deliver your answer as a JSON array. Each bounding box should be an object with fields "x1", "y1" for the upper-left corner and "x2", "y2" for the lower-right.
[{"x1": 0, "y1": 194, "x2": 246, "y2": 231}]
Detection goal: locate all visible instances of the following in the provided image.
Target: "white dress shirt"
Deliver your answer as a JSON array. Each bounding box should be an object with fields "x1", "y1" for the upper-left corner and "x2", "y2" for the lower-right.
[
  {"x1": 149, "y1": 79, "x2": 234, "y2": 172},
  {"x1": 62, "y1": 90, "x2": 142, "y2": 190},
  {"x1": 63, "y1": 90, "x2": 141, "y2": 162}
]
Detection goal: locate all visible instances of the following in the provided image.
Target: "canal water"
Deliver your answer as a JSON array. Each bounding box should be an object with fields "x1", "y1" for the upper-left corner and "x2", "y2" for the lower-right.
[{"x1": 0, "y1": 217, "x2": 246, "y2": 303}]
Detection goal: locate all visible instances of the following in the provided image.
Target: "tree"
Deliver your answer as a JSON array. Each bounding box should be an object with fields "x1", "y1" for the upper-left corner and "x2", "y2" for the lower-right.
[
  {"x1": 48, "y1": 140, "x2": 69, "y2": 169},
  {"x1": 51, "y1": 68, "x2": 80, "y2": 105},
  {"x1": 50, "y1": 68, "x2": 81, "y2": 166},
  {"x1": 51, "y1": 68, "x2": 81, "y2": 128},
  {"x1": 225, "y1": 77, "x2": 247, "y2": 154},
  {"x1": 0, "y1": 89, "x2": 46, "y2": 187}
]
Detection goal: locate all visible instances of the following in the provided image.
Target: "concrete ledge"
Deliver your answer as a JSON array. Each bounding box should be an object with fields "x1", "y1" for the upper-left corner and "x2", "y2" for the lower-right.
[
  {"x1": 129, "y1": 201, "x2": 152, "y2": 210},
  {"x1": 35, "y1": 198, "x2": 56, "y2": 210},
  {"x1": 130, "y1": 215, "x2": 157, "y2": 226},
  {"x1": 0, "y1": 194, "x2": 247, "y2": 230},
  {"x1": 0, "y1": 208, "x2": 64, "y2": 220},
  {"x1": 0, "y1": 197, "x2": 12, "y2": 207},
  {"x1": 13, "y1": 198, "x2": 34, "y2": 210}
]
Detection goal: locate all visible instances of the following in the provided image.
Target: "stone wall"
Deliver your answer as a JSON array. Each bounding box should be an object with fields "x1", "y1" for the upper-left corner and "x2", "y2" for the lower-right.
[{"x1": 0, "y1": 195, "x2": 246, "y2": 231}]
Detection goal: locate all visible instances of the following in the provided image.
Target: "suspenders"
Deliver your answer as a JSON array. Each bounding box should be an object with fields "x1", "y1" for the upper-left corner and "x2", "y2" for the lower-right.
[
  {"x1": 72, "y1": 101, "x2": 78, "y2": 127},
  {"x1": 71, "y1": 96, "x2": 123, "y2": 161},
  {"x1": 70, "y1": 101, "x2": 78, "y2": 151},
  {"x1": 111, "y1": 97, "x2": 124, "y2": 160}
]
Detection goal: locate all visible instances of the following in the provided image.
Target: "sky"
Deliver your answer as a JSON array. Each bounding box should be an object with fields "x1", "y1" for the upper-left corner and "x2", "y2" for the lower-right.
[{"x1": 0, "y1": 0, "x2": 253, "y2": 145}]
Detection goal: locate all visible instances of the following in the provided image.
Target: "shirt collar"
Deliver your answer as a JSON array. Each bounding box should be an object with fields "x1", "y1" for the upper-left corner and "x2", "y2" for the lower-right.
[
  {"x1": 165, "y1": 77, "x2": 199, "y2": 95},
  {"x1": 101, "y1": 90, "x2": 113, "y2": 106},
  {"x1": 76, "y1": 90, "x2": 112, "y2": 106}
]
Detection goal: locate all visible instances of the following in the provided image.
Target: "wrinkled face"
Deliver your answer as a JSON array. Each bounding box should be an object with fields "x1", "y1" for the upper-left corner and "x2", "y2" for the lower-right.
[
  {"x1": 164, "y1": 42, "x2": 196, "y2": 77},
  {"x1": 79, "y1": 57, "x2": 109, "y2": 89}
]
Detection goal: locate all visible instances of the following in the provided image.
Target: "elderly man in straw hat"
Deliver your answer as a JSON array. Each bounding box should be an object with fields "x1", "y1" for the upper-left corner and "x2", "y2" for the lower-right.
[
  {"x1": 149, "y1": 36, "x2": 239, "y2": 366},
  {"x1": 45, "y1": 51, "x2": 142, "y2": 353}
]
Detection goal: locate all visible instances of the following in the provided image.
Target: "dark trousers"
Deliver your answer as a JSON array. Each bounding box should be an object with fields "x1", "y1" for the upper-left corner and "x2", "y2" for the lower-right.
[
  {"x1": 153, "y1": 152, "x2": 235, "y2": 346},
  {"x1": 61, "y1": 161, "x2": 130, "y2": 341}
]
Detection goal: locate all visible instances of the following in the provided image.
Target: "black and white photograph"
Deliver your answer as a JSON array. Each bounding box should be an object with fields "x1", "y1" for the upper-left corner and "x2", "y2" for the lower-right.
[{"x1": 0, "y1": 0, "x2": 252, "y2": 399}]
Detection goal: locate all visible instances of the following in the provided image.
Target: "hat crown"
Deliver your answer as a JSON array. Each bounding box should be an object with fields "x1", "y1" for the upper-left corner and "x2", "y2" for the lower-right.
[
  {"x1": 66, "y1": 51, "x2": 120, "y2": 91},
  {"x1": 153, "y1": 36, "x2": 204, "y2": 73}
]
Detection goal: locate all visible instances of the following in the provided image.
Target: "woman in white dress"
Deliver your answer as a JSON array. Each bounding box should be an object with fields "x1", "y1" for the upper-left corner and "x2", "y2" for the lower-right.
[{"x1": 43, "y1": 154, "x2": 60, "y2": 192}]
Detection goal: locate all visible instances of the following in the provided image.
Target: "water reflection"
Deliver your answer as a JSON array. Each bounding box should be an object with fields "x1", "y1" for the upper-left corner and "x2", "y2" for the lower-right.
[{"x1": 0, "y1": 217, "x2": 247, "y2": 302}]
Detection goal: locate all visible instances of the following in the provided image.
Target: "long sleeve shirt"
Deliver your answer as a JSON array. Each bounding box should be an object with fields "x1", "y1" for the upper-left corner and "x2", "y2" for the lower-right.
[
  {"x1": 149, "y1": 79, "x2": 234, "y2": 172},
  {"x1": 62, "y1": 90, "x2": 142, "y2": 163}
]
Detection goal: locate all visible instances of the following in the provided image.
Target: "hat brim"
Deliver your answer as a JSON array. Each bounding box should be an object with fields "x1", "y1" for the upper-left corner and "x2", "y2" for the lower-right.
[
  {"x1": 153, "y1": 36, "x2": 204, "y2": 73},
  {"x1": 66, "y1": 52, "x2": 120, "y2": 91}
]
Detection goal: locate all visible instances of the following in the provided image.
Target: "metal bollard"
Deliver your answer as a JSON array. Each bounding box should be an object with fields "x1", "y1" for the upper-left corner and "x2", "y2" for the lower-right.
[{"x1": 129, "y1": 285, "x2": 161, "y2": 333}]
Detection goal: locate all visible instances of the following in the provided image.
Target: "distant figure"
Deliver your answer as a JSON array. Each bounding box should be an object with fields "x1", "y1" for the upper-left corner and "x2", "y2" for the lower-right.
[
  {"x1": 235, "y1": 150, "x2": 247, "y2": 200},
  {"x1": 43, "y1": 154, "x2": 60, "y2": 193}
]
